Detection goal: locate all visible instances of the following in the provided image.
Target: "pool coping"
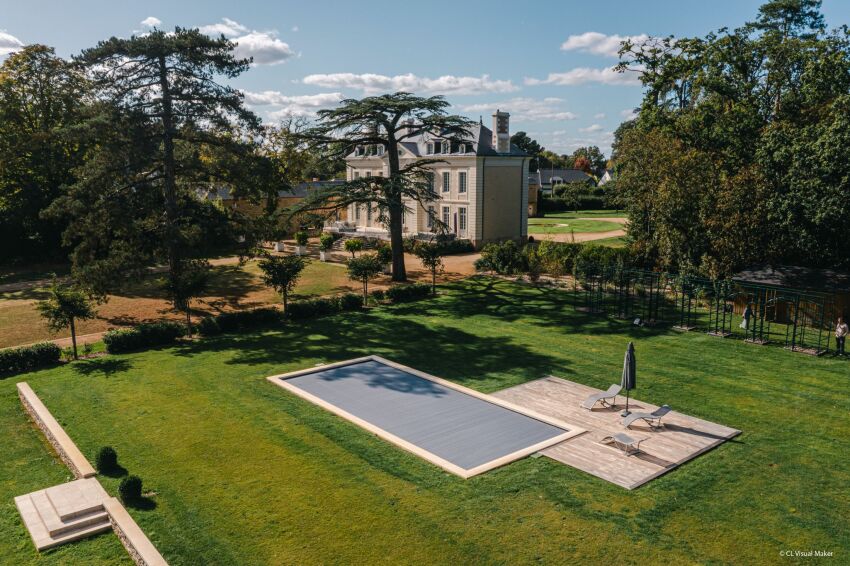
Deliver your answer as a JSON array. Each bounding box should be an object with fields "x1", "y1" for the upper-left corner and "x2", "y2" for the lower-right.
[{"x1": 266, "y1": 355, "x2": 585, "y2": 478}]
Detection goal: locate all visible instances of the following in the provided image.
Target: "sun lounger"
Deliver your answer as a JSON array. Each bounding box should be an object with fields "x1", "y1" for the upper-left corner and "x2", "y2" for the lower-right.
[
  {"x1": 581, "y1": 384, "x2": 622, "y2": 410},
  {"x1": 622, "y1": 405, "x2": 672, "y2": 429},
  {"x1": 600, "y1": 432, "x2": 645, "y2": 455}
]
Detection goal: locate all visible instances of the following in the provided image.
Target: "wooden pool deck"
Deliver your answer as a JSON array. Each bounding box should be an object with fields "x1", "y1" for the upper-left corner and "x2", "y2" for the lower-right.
[{"x1": 492, "y1": 377, "x2": 741, "y2": 489}]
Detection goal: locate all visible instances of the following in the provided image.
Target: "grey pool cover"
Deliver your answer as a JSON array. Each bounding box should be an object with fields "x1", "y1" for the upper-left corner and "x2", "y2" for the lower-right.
[{"x1": 281, "y1": 360, "x2": 568, "y2": 471}]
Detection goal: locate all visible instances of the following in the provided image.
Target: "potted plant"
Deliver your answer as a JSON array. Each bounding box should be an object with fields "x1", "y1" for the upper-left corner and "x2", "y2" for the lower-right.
[
  {"x1": 294, "y1": 231, "x2": 309, "y2": 256},
  {"x1": 319, "y1": 233, "x2": 334, "y2": 261},
  {"x1": 376, "y1": 244, "x2": 393, "y2": 275}
]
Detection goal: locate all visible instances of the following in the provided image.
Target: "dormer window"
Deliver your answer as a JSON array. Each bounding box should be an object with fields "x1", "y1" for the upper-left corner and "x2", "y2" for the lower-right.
[
  {"x1": 377, "y1": 145, "x2": 385, "y2": 156},
  {"x1": 441, "y1": 141, "x2": 450, "y2": 154},
  {"x1": 459, "y1": 143, "x2": 467, "y2": 154},
  {"x1": 426, "y1": 142, "x2": 434, "y2": 155}
]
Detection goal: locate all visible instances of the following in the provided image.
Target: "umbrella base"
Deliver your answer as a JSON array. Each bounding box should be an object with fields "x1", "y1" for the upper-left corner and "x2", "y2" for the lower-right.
[{"x1": 620, "y1": 410, "x2": 631, "y2": 417}]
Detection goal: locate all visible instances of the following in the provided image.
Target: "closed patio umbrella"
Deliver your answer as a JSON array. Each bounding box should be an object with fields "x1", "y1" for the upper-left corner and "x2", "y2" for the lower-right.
[{"x1": 621, "y1": 342, "x2": 636, "y2": 416}]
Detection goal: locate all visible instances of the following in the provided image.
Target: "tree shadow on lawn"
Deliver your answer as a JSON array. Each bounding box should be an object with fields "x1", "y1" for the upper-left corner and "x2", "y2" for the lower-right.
[
  {"x1": 114, "y1": 265, "x2": 263, "y2": 304},
  {"x1": 124, "y1": 495, "x2": 157, "y2": 511},
  {"x1": 72, "y1": 358, "x2": 132, "y2": 378},
  {"x1": 394, "y1": 276, "x2": 674, "y2": 340},
  {"x1": 171, "y1": 311, "x2": 571, "y2": 389}
]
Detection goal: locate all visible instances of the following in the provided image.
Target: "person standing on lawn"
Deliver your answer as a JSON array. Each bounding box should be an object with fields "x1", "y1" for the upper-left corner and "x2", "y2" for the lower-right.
[{"x1": 836, "y1": 317, "x2": 848, "y2": 356}]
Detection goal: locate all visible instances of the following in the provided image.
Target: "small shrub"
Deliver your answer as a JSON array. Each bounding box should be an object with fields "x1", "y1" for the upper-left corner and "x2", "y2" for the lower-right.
[
  {"x1": 370, "y1": 289, "x2": 386, "y2": 303},
  {"x1": 103, "y1": 321, "x2": 184, "y2": 354},
  {"x1": 294, "y1": 231, "x2": 309, "y2": 246},
  {"x1": 385, "y1": 283, "x2": 432, "y2": 303},
  {"x1": 474, "y1": 241, "x2": 526, "y2": 275},
  {"x1": 376, "y1": 244, "x2": 393, "y2": 264},
  {"x1": 338, "y1": 293, "x2": 363, "y2": 311},
  {"x1": 118, "y1": 475, "x2": 142, "y2": 502},
  {"x1": 0, "y1": 342, "x2": 62, "y2": 376},
  {"x1": 83, "y1": 343, "x2": 94, "y2": 357},
  {"x1": 319, "y1": 232, "x2": 335, "y2": 251},
  {"x1": 95, "y1": 446, "x2": 118, "y2": 472},
  {"x1": 197, "y1": 316, "x2": 222, "y2": 336}
]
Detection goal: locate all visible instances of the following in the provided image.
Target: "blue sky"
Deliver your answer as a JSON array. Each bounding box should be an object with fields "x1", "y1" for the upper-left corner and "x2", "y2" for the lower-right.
[{"x1": 3, "y1": 0, "x2": 849, "y2": 156}]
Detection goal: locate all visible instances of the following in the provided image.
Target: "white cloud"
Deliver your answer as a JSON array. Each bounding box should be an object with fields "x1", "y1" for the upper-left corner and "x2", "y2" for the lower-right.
[
  {"x1": 579, "y1": 124, "x2": 603, "y2": 133},
  {"x1": 594, "y1": 112, "x2": 606, "y2": 119},
  {"x1": 560, "y1": 32, "x2": 649, "y2": 57},
  {"x1": 291, "y1": 26, "x2": 299, "y2": 32},
  {"x1": 0, "y1": 31, "x2": 24, "y2": 56},
  {"x1": 243, "y1": 90, "x2": 343, "y2": 118},
  {"x1": 199, "y1": 18, "x2": 249, "y2": 38},
  {"x1": 525, "y1": 66, "x2": 639, "y2": 87},
  {"x1": 198, "y1": 19, "x2": 295, "y2": 65},
  {"x1": 302, "y1": 73, "x2": 518, "y2": 95},
  {"x1": 233, "y1": 32, "x2": 295, "y2": 65},
  {"x1": 620, "y1": 108, "x2": 638, "y2": 120},
  {"x1": 455, "y1": 97, "x2": 577, "y2": 122},
  {"x1": 140, "y1": 17, "x2": 162, "y2": 28}
]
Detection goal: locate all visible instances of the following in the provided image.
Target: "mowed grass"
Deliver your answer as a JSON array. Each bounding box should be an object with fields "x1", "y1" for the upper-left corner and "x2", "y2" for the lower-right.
[
  {"x1": 529, "y1": 210, "x2": 625, "y2": 235},
  {"x1": 2, "y1": 277, "x2": 849, "y2": 564},
  {"x1": 0, "y1": 260, "x2": 364, "y2": 349}
]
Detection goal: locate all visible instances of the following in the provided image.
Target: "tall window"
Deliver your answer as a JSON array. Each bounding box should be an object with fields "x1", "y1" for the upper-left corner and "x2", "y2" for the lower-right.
[
  {"x1": 427, "y1": 172, "x2": 435, "y2": 192},
  {"x1": 442, "y1": 206, "x2": 450, "y2": 227},
  {"x1": 355, "y1": 205, "x2": 361, "y2": 221},
  {"x1": 427, "y1": 205, "x2": 435, "y2": 228},
  {"x1": 442, "y1": 172, "x2": 450, "y2": 193},
  {"x1": 426, "y1": 142, "x2": 434, "y2": 154},
  {"x1": 459, "y1": 207, "x2": 467, "y2": 232},
  {"x1": 365, "y1": 171, "x2": 372, "y2": 178},
  {"x1": 376, "y1": 145, "x2": 385, "y2": 155},
  {"x1": 353, "y1": 171, "x2": 360, "y2": 180},
  {"x1": 458, "y1": 171, "x2": 467, "y2": 194}
]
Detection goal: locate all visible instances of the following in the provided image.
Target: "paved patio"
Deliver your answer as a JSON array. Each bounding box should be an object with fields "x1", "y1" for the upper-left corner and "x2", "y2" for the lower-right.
[{"x1": 492, "y1": 377, "x2": 741, "y2": 489}]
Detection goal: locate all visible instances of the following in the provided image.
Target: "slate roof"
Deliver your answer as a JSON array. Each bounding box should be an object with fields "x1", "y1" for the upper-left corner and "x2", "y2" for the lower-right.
[
  {"x1": 198, "y1": 180, "x2": 345, "y2": 201},
  {"x1": 349, "y1": 122, "x2": 528, "y2": 159},
  {"x1": 537, "y1": 169, "x2": 595, "y2": 185}
]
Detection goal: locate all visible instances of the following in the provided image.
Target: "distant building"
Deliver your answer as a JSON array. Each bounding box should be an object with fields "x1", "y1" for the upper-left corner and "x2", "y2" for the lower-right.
[
  {"x1": 533, "y1": 168, "x2": 595, "y2": 196},
  {"x1": 528, "y1": 175, "x2": 540, "y2": 218},
  {"x1": 598, "y1": 168, "x2": 616, "y2": 186},
  {"x1": 198, "y1": 179, "x2": 348, "y2": 223},
  {"x1": 341, "y1": 111, "x2": 530, "y2": 247}
]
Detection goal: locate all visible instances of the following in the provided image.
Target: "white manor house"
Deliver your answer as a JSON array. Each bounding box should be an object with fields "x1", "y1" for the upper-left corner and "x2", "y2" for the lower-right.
[{"x1": 339, "y1": 111, "x2": 530, "y2": 248}]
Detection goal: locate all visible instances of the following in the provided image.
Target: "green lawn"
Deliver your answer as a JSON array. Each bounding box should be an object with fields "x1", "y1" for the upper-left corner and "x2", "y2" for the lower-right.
[
  {"x1": 529, "y1": 210, "x2": 625, "y2": 234},
  {"x1": 2, "y1": 277, "x2": 848, "y2": 564}
]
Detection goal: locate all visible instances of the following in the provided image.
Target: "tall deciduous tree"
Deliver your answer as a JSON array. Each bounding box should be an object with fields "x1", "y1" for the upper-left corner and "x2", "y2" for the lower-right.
[
  {"x1": 293, "y1": 93, "x2": 473, "y2": 281},
  {"x1": 49, "y1": 28, "x2": 265, "y2": 300},
  {"x1": 36, "y1": 279, "x2": 97, "y2": 360},
  {"x1": 614, "y1": 0, "x2": 850, "y2": 275},
  {"x1": 0, "y1": 45, "x2": 89, "y2": 263},
  {"x1": 510, "y1": 131, "x2": 543, "y2": 172}
]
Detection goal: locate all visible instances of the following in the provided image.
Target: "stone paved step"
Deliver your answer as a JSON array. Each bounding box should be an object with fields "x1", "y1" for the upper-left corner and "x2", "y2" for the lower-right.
[
  {"x1": 30, "y1": 489, "x2": 109, "y2": 537},
  {"x1": 15, "y1": 493, "x2": 111, "y2": 551},
  {"x1": 45, "y1": 477, "x2": 108, "y2": 520}
]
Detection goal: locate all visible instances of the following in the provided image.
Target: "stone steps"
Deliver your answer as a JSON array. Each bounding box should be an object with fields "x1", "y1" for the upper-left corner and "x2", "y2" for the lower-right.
[{"x1": 14, "y1": 478, "x2": 111, "y2": 551}]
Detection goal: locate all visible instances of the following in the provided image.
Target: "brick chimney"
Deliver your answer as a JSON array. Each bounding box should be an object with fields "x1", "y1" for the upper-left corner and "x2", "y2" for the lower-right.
[{"x1": 492, "y1": 110, "x2": 510, "y2": 153}]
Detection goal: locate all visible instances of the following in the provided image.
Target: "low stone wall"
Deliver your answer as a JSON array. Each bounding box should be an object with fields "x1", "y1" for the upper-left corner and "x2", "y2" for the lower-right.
[
  {"x1": 17, "y1": 382, "x2": 96, "y2": 479},
  {"x1": 104, "y1": 497, "x2": 168, "y2": 566}
]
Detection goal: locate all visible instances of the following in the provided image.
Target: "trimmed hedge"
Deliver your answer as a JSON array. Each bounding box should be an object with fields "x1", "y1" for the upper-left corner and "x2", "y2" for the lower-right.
[
  {"x1": 403, "y1": 237, "x2": 475, "y2": 255},
  {"x1": 103, "y1": 322, "x2": 185, "y2": 354},
  {"x1": 214, "y1": 307, "x2": 282, "y2": 332},
  {"x1": 285, "y1": 293, "x2": 362, "y2": 320},
  {"x1": 385, "y1": 283, "x2": 432, "y2": 302},
  {"x1": 0, "y1": 342, "x2": 62, "y2": 376}
]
